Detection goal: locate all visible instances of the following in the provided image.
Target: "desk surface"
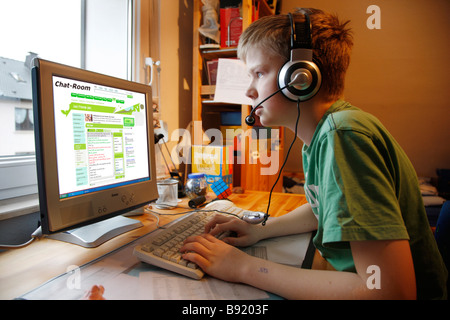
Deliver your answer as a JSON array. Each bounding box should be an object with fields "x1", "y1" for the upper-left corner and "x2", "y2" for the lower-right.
[{"x1": 0, "y1": 191, "x2": 308, "y2": 300}]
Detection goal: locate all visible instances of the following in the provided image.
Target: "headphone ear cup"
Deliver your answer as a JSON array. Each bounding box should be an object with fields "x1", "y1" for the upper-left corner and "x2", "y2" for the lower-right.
[{"x1": 278, "y1": 60, "x2": 322, "y2": 101}]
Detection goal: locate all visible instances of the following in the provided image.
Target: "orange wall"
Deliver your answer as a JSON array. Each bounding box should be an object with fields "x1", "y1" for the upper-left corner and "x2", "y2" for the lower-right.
[{"x1": 282, "y1": 0, "x2": 450, "y2": 178}]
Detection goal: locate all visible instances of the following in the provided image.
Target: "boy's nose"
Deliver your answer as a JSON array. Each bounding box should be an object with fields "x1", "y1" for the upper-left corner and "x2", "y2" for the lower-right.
[{"x1": 245, "y1": 85, "x2": 257, "y2": 100}]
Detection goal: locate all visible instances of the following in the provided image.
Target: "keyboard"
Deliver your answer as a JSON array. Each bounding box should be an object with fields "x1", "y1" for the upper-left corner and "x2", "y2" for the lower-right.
[{"x1": 133, "y1": 200, "x2": 253, "y2": 279}]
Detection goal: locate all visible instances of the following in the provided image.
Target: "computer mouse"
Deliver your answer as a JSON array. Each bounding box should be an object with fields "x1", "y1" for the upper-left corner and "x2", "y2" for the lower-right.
[
  {"x1": 241, "y1": 211, "x2": 268, "y2": 224},
  {"x1": 205, "y1": 199, "x2": 268, "y2": 225}
]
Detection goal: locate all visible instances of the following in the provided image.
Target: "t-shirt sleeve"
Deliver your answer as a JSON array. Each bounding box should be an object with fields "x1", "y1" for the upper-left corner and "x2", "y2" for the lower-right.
[{"x1": 317, "y1": 129, "x2": 409, "y2": 247}]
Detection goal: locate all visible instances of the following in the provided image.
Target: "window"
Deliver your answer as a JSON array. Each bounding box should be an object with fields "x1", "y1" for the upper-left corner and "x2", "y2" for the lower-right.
[
  {"x1": 0, "y1": 0, "x2": 135, "y2": 216},
  {"x1": 15, "y1": 108, "x2": 34, "y2": 131}
]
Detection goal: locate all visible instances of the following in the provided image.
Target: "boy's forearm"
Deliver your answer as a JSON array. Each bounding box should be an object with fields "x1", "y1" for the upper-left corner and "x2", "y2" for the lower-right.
[
  {"x1": 237, "y1": 239, "x2": 417, "y2": 300},
  {"x1": 238, "y1": 256, "x2": 370, "y2": 300},
  {"x1": 258, "y1": 203, "x2": 318, "y2": 241}
]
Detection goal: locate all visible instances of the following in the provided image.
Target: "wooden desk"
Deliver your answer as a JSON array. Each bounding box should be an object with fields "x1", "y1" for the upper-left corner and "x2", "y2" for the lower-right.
[{"x1": 0, "y1": 191, "x2": 308, "y2": 300}]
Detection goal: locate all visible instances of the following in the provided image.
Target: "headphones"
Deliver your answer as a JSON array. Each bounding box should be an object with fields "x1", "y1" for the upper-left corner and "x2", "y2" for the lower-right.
[
  {"x1": 278, "y1": 11, "x2": 322, "y2": 102},
  {"x1": 244, "y1": 11, "x2": 322, "y2": 126}
]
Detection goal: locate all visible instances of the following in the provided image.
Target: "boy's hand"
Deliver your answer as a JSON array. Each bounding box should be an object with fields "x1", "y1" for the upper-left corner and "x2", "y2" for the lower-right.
[
  {"x1": 205, "y1": 214, "x2": 262, "y2": 247},
  {"x1": 180, "y1": 233, "x2": 251, "y2": 283}
]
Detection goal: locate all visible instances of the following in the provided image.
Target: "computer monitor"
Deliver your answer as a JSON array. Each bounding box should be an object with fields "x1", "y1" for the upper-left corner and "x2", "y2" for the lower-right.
[{"x1": 31, "y1": 58, "x2": 159, "y2": 247}]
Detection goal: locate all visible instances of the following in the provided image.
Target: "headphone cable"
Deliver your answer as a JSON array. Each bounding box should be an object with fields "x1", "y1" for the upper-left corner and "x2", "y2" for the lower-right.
[{"x1": 263, "y1": 98, "x2": 301, "y2": 225}]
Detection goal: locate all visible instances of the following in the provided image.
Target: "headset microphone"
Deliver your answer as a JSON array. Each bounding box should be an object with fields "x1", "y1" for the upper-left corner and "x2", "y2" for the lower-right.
[{"x1": 245, "y1": 74, "x2": 304, "y2": 126}]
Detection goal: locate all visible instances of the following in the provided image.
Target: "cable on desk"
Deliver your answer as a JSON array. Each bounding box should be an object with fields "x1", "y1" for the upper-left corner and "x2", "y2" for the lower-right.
[
  {"x1": 0, "y1": 235, "x2": 37, "y2": 250},
  {"x1": 143, "y1": 204, "x2": 194, "y2": 229},
  {"x1": 143, "y1": 204, "x2": 241, "y2": 230}
]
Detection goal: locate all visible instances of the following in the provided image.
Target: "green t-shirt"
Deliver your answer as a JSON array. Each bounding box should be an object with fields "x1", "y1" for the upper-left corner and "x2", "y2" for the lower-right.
[{"x1": 302, "y1": 100, "x2": 447, "y2": 299}]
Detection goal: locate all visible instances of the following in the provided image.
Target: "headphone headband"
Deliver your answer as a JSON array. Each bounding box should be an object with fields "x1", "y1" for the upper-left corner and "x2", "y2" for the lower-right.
[
  {"x1": 278, "y1": 11, "x2": 322, "y2": 102},
  {"x1": 289, "y1": 12, "x2": 312, "y2": 50}
]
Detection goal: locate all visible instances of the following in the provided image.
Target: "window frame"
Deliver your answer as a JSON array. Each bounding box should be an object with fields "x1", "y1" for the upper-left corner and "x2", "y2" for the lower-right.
[{"x1": 0, "y1": 0, "x2": 143, "y2": 218}]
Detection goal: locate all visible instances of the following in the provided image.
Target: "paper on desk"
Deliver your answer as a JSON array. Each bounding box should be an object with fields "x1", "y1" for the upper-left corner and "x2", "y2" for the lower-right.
[
  {"x1": 136, "y1": 268, "x2": 268, "y2": 300},
  {"x1": 214, "y1": 58, "x2": 252, "y2": 105},
  {"x1": 20, "y1": 230, "x2": 311, "y2": 300},
  {"x1": 20, "y1": 238, "x2": 270, "y2": 300},
  {"x1": 20, "y1": 248, "x2": 141, "y2": 300},
  {"x1": 245, "y1": 232, "x2": 312, "y2": 268}
]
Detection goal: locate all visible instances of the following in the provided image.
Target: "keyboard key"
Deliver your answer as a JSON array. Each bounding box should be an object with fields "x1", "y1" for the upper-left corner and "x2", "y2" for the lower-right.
[
  {"x1": 178, "y1": 259, "x2": 188, "y2": 267},
  {"x1": 141, "y1": 244, "x2": 153, "y2": 252},
  {"x1": 152, "y1": 238, "x2": 164, "y2": 246},
  {"x1": 162, "y1": 251, "x2": 174, "y2": 260},
  {"x1": 170, "y1": 254, "x2": 182, "y2": 263},
  {"x1": 152, "y1": 248, "x2": 164, "y2": 257},
  {"x1": 187, "y1": 262, "x2": 198, "y2": 269}
]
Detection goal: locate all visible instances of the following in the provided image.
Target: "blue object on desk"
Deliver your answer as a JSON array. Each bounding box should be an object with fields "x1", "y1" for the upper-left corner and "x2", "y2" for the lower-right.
[
  {"x1": 435, "y1": 201, "x2": 449, "y2": 296},
  {"x1": 435, "y1": 201, "x2": 450, "y2": 246},
  {"x1": 211, "y1": 178, "x2": 231, "y2": 199}
]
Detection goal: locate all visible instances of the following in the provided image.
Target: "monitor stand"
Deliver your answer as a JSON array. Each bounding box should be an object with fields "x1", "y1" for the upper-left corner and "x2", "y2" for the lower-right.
[{"x1": 44, "y1": 215, "x2": 143, "y2": 248}]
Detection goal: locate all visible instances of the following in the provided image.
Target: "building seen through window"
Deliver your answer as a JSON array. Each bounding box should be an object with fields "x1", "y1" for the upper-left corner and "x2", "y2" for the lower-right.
[{"x1": 0, "y1": 0, "x2": 131, "y2": 203}]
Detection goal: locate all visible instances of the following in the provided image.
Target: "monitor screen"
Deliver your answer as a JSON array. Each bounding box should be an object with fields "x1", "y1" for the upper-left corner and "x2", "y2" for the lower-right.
[
  {"x1": 32, "y1": 59, "x2": 158, "y2": 246},
  {"x1": 52, "y1": 75, "x2": 150, "y2": 199}
]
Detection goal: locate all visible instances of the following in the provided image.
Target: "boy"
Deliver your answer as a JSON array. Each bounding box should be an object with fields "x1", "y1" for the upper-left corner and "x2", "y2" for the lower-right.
[{"x1": 181, "y1": 8, "x2": 447, "y2": 299}]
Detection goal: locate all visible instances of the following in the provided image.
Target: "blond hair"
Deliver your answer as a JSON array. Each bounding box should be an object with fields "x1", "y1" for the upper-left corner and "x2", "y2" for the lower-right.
[{"x1": 238, "y1": 8, "x2": 353, "y2": 101}]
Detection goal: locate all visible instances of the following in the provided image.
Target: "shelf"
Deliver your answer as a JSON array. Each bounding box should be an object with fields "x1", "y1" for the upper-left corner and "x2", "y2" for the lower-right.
[
  {"x1": 256, "y1": 0, "x2": 278, "y2": 17},
  {"x1": 201, "y1": 85, "x2": 215, "y2": 96},
  {"x1": 201, "y1": 48, "x2": 237, "y2": 60},
  {"x1": 202, "y1": 101, "x2": 242, "y2": 110},
  {"x1": 193, "y1": 0, "x2": 283, "y2": 192}
]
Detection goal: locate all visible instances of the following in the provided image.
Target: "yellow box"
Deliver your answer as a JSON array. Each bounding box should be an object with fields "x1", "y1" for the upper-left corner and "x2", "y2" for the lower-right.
[
  {"x1": 192, "y1": 145, "x2": 233, "y2": 190},
  {"x1": 192, "y1": 145, "x2": 233, "y2": 176}
]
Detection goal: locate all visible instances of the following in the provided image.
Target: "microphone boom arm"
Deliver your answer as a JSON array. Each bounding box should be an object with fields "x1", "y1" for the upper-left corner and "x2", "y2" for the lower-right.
[{"x1": 245, "y1": 75, "x2": 302, "y2": 126}]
